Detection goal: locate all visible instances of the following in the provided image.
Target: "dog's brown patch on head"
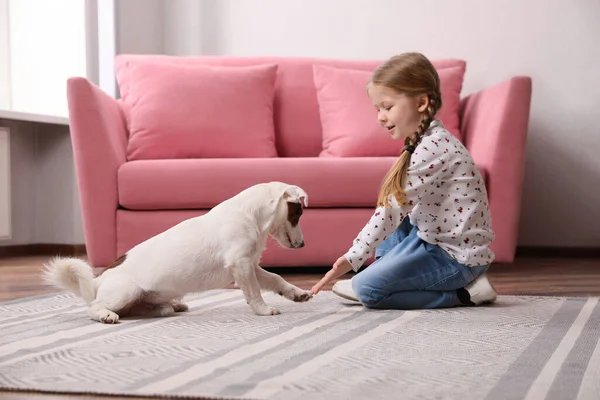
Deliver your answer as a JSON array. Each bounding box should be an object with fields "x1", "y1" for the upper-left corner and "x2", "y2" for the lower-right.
[
  {"x1": 99, "y1": 253, "x2": 127, "y2": 275},
  {"x1": 286, "y1": 202, "x2": 303, "y2": 226}
]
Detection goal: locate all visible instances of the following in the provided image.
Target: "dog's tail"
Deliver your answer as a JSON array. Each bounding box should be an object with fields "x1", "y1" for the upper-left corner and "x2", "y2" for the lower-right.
[{"x1": 42, "y1": 257, "x2": 96, "y2": 304}]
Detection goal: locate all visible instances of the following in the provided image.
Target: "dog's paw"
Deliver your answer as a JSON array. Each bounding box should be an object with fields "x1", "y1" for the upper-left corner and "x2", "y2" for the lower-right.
[
  {"x1": 254, "y1": 304, "x2": 281, "y2": 316},
  {"x1": 155, "y1": 304, "x2": 175, "y2": 317},
  {"x1": 171, "y1": 302, "x2": 189, "y2": 312},
  {"x1": 293, "y1": 291, "x2": 312, "y2": 303},
  {"x1": 99, "y1": 310, "x2": 119, "y2": 324},
  {"x1": 279, "y1": 287, "x2": 312, "y2": 303}
]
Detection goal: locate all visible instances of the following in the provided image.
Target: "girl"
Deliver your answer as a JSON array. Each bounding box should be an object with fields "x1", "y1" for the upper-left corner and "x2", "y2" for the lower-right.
[{"x1": 310, "y1": 52, "x2": 497, "y2": 309}]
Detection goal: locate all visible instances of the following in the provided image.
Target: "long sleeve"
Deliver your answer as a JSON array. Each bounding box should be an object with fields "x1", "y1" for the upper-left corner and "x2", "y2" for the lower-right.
[
  {"x1": 343, "y1": 133, "x2": 449, "y2": 272},
  {"x1": 343, "y1": 204, "x2": 405, "y2": 271}
]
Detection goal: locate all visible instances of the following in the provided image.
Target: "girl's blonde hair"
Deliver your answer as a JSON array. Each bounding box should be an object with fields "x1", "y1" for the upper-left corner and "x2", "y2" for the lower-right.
[{"x1": 371, "y1": 52, "x2": 443, "y2": 208}]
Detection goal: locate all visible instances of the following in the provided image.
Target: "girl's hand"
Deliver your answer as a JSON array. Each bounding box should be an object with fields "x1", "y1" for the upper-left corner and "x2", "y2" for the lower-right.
[{"x1": 310, "y1": 256, "x2": 353, "y2": 295}]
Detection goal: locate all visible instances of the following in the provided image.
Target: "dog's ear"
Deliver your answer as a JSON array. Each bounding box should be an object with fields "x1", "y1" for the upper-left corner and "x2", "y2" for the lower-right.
[
  {"x1": 262, "y1": 184, "x2": 307, "y2": 232},
  {"x1": 282, "y1": 185, "x2": 308, "y2": 207}
]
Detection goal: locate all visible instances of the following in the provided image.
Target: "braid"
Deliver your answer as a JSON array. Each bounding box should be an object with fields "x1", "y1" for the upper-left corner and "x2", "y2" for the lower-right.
[{"x1": 401, "y1": 94, "x2": 438, "y2": 154}]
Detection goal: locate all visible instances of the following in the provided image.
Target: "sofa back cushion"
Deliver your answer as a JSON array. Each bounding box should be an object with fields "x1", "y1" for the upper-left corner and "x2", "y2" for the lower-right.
[
  {"x1": 116, "y1": 61, "x2": 279, "y2": 160},
  {"x1": 314, "y1": 64, "x2": 465, "y2": 157},
  {"x1": 116, "y1": 55, "x2": 466, "y2": 158}
]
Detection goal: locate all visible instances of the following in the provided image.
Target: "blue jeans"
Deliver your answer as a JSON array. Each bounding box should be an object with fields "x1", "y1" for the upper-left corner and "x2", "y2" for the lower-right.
[{"x1": 351, "y1": 217, "x2": 489, "y2": 310}]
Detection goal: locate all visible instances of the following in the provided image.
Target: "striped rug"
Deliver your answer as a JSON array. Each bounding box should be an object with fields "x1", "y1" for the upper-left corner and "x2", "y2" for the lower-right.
[{"x1": 0, "y1": 290, "x2": 599, "y2": 400}]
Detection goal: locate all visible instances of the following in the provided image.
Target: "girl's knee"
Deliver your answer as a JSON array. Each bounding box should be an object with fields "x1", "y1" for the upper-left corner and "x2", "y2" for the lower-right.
[{"x1": 352, "y1": 277, "x2": 385, "y2": 308}]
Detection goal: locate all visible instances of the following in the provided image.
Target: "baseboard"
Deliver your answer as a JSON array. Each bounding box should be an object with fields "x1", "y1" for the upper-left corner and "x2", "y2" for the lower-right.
[
  {"x1": 0, "y1": 244, "x2": 86, "y2": 258},
  {"x1": 515, "y1": 246, "x2": 600, "y2": 258}
]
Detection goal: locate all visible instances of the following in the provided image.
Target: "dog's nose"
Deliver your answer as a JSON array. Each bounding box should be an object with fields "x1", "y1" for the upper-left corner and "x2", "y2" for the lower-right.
[{"x1": 297, "y1": 240, "x2": 305, "y2": 248}]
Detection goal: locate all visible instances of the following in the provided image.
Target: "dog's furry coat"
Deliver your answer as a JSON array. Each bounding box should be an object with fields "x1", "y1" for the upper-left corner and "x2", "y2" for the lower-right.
[{"x1": 42, "y1": 182, "x2": 312, "y2": 323}]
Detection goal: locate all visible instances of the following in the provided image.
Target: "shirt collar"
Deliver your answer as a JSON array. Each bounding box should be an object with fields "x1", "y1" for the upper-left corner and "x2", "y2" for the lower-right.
[{"x1": 429, "y1": 119, "x2": 444, "y2": 130}]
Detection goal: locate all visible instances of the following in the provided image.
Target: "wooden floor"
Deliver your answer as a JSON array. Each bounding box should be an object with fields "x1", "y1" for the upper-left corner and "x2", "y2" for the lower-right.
[{"x1": 1, "y1": 254, "x2": 599, "y2": 400}]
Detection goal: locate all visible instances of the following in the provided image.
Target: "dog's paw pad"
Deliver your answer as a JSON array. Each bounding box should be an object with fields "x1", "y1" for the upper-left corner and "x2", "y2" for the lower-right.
[
  {"x1": 172, "y1": 303, "x2": 189, "y2": 312},
  {"x1": 99, "y1": 310, "x2": 119, "y2": 324}
]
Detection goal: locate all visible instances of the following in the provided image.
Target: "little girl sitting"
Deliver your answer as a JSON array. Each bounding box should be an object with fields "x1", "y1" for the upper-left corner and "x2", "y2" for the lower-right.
[{"x1": 310, "y1": 52, "x2": 497, "y2": 310}]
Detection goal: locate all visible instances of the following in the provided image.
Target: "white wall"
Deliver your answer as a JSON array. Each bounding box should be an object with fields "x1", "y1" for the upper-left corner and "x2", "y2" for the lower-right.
[
  {"x1": 163, "y1": 0, "x2": 203, "y2": 55},
  {"x1": 113, "y1": 0, "x2": 215, "y2": 56},
  {"x1": 115, "y1": 0, "x2": 164, "y2": 55},
  {"x1": 161, "y1": 0, "x2": 599, "y2": 248}
]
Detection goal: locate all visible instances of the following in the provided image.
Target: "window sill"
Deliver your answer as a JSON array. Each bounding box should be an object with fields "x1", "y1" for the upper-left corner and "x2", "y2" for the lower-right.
[{"x1": 0, "y1": 109, "x2": 69, "y2": 126}]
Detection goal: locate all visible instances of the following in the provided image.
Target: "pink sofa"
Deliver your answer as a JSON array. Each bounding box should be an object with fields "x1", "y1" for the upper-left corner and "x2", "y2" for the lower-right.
[{"x1": 66, "y1": 55, "x2": 532, "y2": 268}]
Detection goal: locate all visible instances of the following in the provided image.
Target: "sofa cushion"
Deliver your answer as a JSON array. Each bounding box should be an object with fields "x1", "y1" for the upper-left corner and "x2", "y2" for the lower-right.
[
  {"x1": 118, "y1": 62, "x2": 279, "y2": 160},
  {"x1": 314, "y1": 64, "x2": 465, "y2": 157},
  {"x1": 118, "y1": 158, "x2": 488, "y2": 210},
  {"x1": 116, "y1": 55, "x2": 466, "y2": 157},
  {"x1": 118, "y1": 158, "x2": 395, "y2": 210}
]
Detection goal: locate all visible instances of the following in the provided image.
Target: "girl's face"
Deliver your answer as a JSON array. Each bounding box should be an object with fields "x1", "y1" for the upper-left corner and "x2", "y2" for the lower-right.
[{"x1": 367, "y1": 84, "x2": 428, "y2": 141}]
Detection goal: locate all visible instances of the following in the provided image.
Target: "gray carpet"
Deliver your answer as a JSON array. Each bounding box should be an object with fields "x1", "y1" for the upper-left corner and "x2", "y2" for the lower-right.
[{"x1": 0, "y1": 289, "x2": 599, "y2": 400}]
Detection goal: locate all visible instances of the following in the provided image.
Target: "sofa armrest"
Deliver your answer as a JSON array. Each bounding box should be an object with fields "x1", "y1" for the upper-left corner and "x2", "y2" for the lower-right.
[
  {"x1": 67, "y1": 77, "x2": 128, "y2": 267},
  {"x1": 460, "y1": 76, "x2": 532, "y2": 263}
]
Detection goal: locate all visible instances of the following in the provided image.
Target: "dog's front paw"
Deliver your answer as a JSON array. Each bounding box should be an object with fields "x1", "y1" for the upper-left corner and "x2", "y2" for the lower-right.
[
  {"x1": 280, "y1": 287, "x2": 312, "y2": 303},
  {"x1": 254, "y1": 304, "x2": 281, "y2": 316},
  {"x1": 157, "y1": 304, "x2": 175, "y2": 317},
  {"x1": 99, "y1": 310, "x2": 119, "y2": 324},
  {"x1": 293, "y1": 291, "x2": 312, "y2": 302},
  {"x1": 171, "y1": 302, "x2": 189, "y2": 312}
]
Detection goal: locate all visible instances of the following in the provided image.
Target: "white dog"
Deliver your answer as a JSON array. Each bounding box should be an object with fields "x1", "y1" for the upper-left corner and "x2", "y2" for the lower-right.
[{"x1": 42, "y1": 182, "x2": 312, "y2": 323}]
